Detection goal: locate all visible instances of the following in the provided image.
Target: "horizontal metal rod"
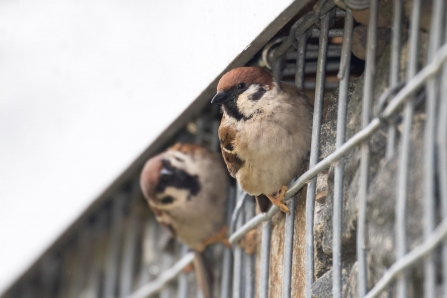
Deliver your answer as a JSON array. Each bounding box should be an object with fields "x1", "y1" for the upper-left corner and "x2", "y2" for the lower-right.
[
  {"x1": 229, "y1": 42, "x2": 447, "y2": 245},
  {"x1": 365, "y1": 213, "x2": 447, "y2": 298},
  {"x1": 126, "y1": 252, "x2": 194, "y2": 298}
]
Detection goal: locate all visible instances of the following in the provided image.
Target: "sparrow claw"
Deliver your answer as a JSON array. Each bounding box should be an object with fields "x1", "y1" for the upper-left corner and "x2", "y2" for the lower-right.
[
  {"x1": 200, "y1": 225, "x2": 230, "y2": 250},
  {"x1": 266, "y1": 186, "x2": 290, "y2": 214}
]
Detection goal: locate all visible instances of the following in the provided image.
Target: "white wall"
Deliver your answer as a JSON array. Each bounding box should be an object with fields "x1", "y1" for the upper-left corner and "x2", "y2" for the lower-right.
[{"x1": 0, "y1": 0, "x2": 296, "y2": 293}]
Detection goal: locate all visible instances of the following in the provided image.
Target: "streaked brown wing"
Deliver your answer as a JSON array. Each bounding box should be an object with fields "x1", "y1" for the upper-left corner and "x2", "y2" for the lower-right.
[{"x1": 218, "y1": 115, "x2": 244, "y2": 178}]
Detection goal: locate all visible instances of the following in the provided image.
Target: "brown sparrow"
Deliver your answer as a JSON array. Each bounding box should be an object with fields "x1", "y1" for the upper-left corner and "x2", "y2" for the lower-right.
[
  {"x1": 140, "y1": 143, "x2": 230, "y2": 298},
  {"x1": 140, "y1": 143, "x2": 229, "y2": 251},
  {"x1": 211, "y1": 66, "x2": 312, "y2": 213}
]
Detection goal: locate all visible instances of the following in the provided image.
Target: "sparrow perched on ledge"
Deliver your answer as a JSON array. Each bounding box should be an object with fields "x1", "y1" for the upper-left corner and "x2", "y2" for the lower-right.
[
  {"x1": 211, "y1": 66, "x2": 312, "y2": 213},
  {"x1": 140, "y1": 143, "x2": 229, "y2": 251}
]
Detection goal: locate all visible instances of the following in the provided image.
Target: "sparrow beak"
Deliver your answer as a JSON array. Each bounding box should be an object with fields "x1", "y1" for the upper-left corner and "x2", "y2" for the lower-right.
[
  {"x1": 159, "y1": 168, "x2": 173, "y2": 177},
  {"x1": 211, "y1": 91, "x2": 232, "y2": 104}
]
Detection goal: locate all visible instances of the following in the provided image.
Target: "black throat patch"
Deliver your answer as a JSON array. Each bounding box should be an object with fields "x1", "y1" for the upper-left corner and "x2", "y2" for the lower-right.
[{"x1": 156, "y1": 159, "x2": 201, "y2": 196}]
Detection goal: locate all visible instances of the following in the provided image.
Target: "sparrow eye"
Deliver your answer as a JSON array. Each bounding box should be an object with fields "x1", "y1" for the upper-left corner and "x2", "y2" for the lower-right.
[{"x1": 237, "y1": 83, "x2": 245, "y2": 90}]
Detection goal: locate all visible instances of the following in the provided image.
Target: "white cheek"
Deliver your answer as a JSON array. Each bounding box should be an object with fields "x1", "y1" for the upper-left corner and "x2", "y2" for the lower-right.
[
  {"x1": 237, "y1": 85, "x2": 261, "y2": 117},
  {"x1": 157, "y1": 187, "x2": 189, "y2": 208}
]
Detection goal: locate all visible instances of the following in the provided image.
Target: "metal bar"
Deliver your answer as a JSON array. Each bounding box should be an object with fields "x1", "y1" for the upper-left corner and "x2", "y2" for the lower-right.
[
  {"x1": 177, "y1": 246, "x2": 190, "y2": 298},
  {"x1": 281, "y1": 34, "x2": 308, "y2": 298},
  {"x1": 385, "y1": 0, "x2": 403, "y2": 159},
  {"x1": 232, "y1": 186, "x2": 246, "y2": 298},
  {"x1": 424, "y1": 0, "x2": 444, "y2": 296},
  {"x1": 439, "y1": 23, "x2": 447, "y2": 298},
  {"x1": 119, "y1": 185, "x2": 141, "y2": 298},
  {"x1": 259, "y1": 220, "x2": 272, "y2": 298},
  {"x1": 127, "y1": 252, "x2": 195, "y2": 298},
  {"x1": 295, "y1": 32, "x2": 308, "y2": 89},
  {"x1": 311, "y1": 28, "x2": 344, "y2": 38},
  {"x1": 305, "y1": 11, "x2": 330, "y2": 298},
  {"x1": 395, "y1": 0, "x2": 421, "y2": 296},
  {"x1": 220, "y1": 186, "x2": 236, "y2": 298},
  {"x1": 282, "y1": 184, "x2": 296, "y2": 298},
  {"x1": 333, "y1": 8, "x2": 353, "y2": 298},
  {"x1": 244, "y1": 197, "x2": 256, "y2": 298},
  {"x1": 357, "y1": 0, "x2": 378, "y2": 295},
  {"x1": 104, "y1": 195, "x2": 126, "y2": 298},
  {"x1": 365, "y1": 214, "x2": 447, "y2": 298},
  {"x1": 283, "y1": 61, "x2": 341, "y2": 77}
]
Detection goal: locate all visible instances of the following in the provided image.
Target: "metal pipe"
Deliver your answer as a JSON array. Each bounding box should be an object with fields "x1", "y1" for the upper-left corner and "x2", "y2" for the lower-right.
[
  {"x1": 333, "y1": 8, "x2": 353, "y2": 298},
  {"x1": 395, "y1": 0, "x2": 421, "y2": 296},
  {"x1": 424, "y1": 0, "x2": 444, "y2": 296},
  {"x1": 259, "y1": 220, "x2": 272, "y2": 298},
  {"x1": 440, "y1": 8, "x2": 447, "y2": 297},
  {"x1": 439, "y1": 24, "x2": 447, "y2": 298},
  {"x1": 244, "y1": 197, "x2": 256, "y2": 298},
  {"x1": 385, "y1": 0, "x2": 403, "y2": 159},
  {"x1": 295, "y1": 32, "x2": 308, "y2": 89},
  {"x1": 104, "y1": 195, "x2": 126, "y2": 298},
  {"x1": 282, "y1": 183, "x2": 296, "y2": 298},
  {"x1": 220, "y1": 186, "x2": 236, "y2": 298},
  {"x1": 232, "y1": 186, "x2": 246, "y2": 298},
  {"x1": 305, "y1": 10, "x2": 331, "y2": 298},
  {"x1": 357, "y1": 0, "x2": 378, "y2": 295}
]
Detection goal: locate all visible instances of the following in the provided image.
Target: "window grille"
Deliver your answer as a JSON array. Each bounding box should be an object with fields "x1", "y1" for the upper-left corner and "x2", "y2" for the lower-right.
[{"x1": 2, "y1": 0, "x2": 447, "y2": 297}]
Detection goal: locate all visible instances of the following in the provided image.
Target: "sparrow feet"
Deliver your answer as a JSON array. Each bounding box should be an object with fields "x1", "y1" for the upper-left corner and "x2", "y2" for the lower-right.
[
  {"x1": 266, "y1": 186, "x2": 290, "y2": 214},
  {"x1": 198, "y1": 226, "x2": 230, "y2": 251}
]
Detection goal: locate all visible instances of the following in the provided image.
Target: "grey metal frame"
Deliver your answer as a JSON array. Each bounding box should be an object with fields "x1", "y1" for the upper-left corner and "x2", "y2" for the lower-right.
[{"x1": 3, "y1": 1, "x2": 447, "y2": 298}]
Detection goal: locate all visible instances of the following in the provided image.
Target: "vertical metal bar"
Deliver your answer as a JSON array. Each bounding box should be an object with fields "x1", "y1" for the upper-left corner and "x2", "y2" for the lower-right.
[
  {"x1": 282, "y1": 29, "x2": 308, "y2": 298},
  {"x1": 439, "y1": 15, "x2": 447, "y2": 297},
  {"x1": 160, "y1": 254, "x2": 175, "y2": 298},
  {"x1": 104, "y1": 195, "x2": 126, "y2": 298},
  {"x1": 386, "y1": 0, "x2": 403, "y2": 159},
  {"x1": 83, "y1": 211, "x2": 108, "y2": 298},
  {"x1": 232, "y1": 186, "x2": 246, "y2": 298},
  {"x1": 358, "y1": 0, "x2": 378, "y2": 296},
  {"x1": 333, "y1": 9, "x2": 353, "y2": 298},
  {"x1": 177, "y1": 245, "x2": 190, "y2": 298},
  {"x1": 244, "y1": 197, "x2": 256, "y2": 298},
  {"x1": 259, "y1": 220, "x2": 272, "y2": 298},
  {"x1": 395, "y1": 0, "x2": 421, "y2": 296},
  {"x1": 305, "y1": 11, "x2": 330, "y2": 298},
  {"x1": 119, "y1": 184, "x2": 141, "y2": 298},
  {"x1": 424, "y1": 0, "x2": 444, "y2": 296},
  {"x1": 221, "y1": 186, "x2": 236, "y2": 298},
  {"x1": 282, "y1": 190, "x2": 296, "y2": 298},
  {"x1": 295, "y1": 33, "x2": 308, "y2": 90}
]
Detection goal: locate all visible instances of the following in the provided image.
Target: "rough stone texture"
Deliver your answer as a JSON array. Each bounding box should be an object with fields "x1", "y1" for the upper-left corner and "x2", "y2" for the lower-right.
[
  {"x1": 351, "y1": 25, "x2": 392, "y2": 60},
  {"x1": 312, "y1": 257, "x2": 355, "y2": 298},
  {"x1": 311, "y1": 25, "x2": 432, "y2": 298}
]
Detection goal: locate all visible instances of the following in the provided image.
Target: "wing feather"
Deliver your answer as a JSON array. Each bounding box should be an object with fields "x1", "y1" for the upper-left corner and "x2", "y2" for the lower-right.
[{"x1": 218, "y1": 115, "x2": 244, "y2": 177}]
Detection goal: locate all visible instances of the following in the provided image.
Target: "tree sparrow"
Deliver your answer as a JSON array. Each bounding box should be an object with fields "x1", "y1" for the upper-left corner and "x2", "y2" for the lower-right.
[
  {"x1": 211, "y1": 66, "x2": 312, "y2": 213},
  {"x1": 140, "y1": 143, "x2": 230, "y2": 251},
  {"x1": 140, "y1": 143, "x2": 230, "y2": 298}
]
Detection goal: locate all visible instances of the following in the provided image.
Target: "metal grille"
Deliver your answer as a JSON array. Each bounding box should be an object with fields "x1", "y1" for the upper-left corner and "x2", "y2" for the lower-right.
[{"x1": 3, "y1": 0, "x2": 447, "y2": 297}]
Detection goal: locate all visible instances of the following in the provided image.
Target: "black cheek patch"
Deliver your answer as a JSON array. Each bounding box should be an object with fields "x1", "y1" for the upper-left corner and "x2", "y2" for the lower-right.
[
  {"x1": 250, "y1": 88, "x2": 266, "y2": 101},
  {"x1": 156, "y1": 160, "x2": 201, "y2": 195},
  {"x1": 160, "y1": 196, "x2": 174, "y2": 204}
]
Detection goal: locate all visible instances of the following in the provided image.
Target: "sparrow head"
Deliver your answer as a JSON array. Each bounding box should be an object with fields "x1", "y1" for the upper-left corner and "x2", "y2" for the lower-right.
[
  {"x1": 140, "y1": 144, "x2": 202, "y2": 210},
  {"x1": 211, "y1": 66, "x2": 276, "y2": 121}
]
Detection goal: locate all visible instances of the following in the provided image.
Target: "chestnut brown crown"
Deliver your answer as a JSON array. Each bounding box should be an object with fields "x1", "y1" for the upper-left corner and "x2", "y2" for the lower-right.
[{"x1": 217, "y1": 66, "x2": 274, "y2": 92}]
